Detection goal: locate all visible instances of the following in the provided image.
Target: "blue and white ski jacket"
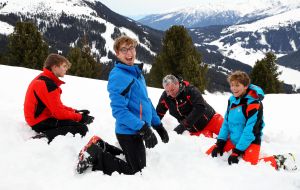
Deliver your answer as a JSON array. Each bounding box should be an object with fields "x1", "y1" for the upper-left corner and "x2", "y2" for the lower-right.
[
  {"x1": 218, "y1": 84, "x2": 265, "y2": 151},
  {"x1": 107, "y1": 61, "x2": 161, "y2": 135}
]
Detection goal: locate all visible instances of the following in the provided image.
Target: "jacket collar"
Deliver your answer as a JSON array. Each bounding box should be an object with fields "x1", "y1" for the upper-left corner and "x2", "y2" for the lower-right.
[
  {"x1": 115, "y1": 60, "x2": 143, "y2": 78},
  {"x1": 42, "y1": 68, "x2": 65, "y2": 86}
]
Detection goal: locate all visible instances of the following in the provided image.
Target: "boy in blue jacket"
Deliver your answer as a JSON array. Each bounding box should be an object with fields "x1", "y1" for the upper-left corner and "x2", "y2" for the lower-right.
[
  {"x1": 76, "y1": 35, "x2": 169, "y2": 175},
  {"x1": 206, "y1": 71, "x2": 297, "y2": 171}
]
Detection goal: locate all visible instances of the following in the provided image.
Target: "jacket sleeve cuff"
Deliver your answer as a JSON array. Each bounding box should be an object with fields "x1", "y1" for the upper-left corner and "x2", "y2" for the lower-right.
[{"x1": 233, "y1": 148, "x2": 244, "y2": 156}]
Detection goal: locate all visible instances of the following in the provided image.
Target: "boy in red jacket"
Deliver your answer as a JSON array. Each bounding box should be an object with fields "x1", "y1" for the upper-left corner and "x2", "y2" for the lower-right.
[{"x1": 24, "y1": 53, "x2": 94, "y2": 143}]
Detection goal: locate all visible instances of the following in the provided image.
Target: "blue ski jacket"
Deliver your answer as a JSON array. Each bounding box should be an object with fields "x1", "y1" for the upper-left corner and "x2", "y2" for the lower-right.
[
  {"x1": 107, "y1": 61, "x2": 161, "y2": 135},
  {"x1": 218, "y1": 84, "x2": 265, "y2": 151}
]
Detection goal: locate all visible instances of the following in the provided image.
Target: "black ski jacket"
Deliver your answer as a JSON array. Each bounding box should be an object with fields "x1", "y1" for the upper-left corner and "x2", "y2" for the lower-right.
[{"x1": 156, "y1": 81, "x2": 215, "y2": 132}]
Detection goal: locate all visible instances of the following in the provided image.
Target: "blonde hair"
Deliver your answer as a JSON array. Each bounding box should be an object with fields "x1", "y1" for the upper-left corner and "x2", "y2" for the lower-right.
[
  {"x1": 113, "y1": 35, "x2": 137, "y2": 52},
  {"x1": 227, "y1": 70, "x2": 250, "y2": 86},
  {"x1": 43, "y1": 53, "x2": 71, "y2": 70}
]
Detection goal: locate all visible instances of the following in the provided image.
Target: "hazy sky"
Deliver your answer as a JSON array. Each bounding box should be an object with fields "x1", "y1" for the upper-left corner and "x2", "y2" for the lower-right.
[{"x1": 99, "y1": 0, "x2": 247, "y2": 18}]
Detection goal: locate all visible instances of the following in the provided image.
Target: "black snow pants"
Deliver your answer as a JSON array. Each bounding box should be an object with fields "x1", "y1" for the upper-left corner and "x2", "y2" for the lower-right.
[
  {"x1": 92, "y1": 134, "x2": 146, "y2": 175},
  {"x1": 32, "y1": 118, "x2": 88, "y2": 142}
]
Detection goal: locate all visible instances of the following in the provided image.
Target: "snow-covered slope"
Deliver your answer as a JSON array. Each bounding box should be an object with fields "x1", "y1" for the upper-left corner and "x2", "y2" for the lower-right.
[
  {"x1": 0, "y1": 0, "x2": 162, "y2": 65},
  {"x1": 0, "y1": 0, "x2": 97, "y2": 15},
  {"x1": 0, "y1": 64, "x2": 300, "y2": 190},
  {"x1": 204, "y1": 7, "x2": 300, "y2": 89},
  {"x1": 137, "y1": 0, "x2": 300, "y2": 91},
  {"x1": 138, "y1": 0, "x2": 300, "y2": 30}
]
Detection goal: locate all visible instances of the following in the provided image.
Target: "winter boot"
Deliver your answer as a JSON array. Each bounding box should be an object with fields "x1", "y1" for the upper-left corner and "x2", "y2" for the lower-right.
[
  {"x1": 76, "y1": 136, "x2": 106, "y2": 174},
  {"x1": 274, "y1": 153, "x2": 297, "y2": 171},
  {"x1": 77, "y1": 151, "x2": 94, "y2": 174}
]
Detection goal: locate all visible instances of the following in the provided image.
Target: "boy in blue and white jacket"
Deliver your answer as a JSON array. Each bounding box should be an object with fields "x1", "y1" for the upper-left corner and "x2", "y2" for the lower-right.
[{"x1": 206, "y1": 71, "x2": 297, "y2": 170}]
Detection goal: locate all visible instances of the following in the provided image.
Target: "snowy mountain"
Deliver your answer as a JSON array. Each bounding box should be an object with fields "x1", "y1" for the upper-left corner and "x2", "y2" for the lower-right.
[
  {"x1": 138, "y1": 0, "x2": 300, "y2": 31},
  {"x1": 206, "y1": 8, "x2": 300, "y2": 67},
  {"x1": 190, "y1": 7, "x2": 300, "y2": 89},
  {"x1": 137, "y1": 0, "x2": 300, "y2": 92},
  {"x1": 0, "y1": 0, "x2": 163, "y2": 65},
  {"x1": 1, "y1": 64, "x2": 300, "y2": 190},
  {"x1": 138, "y1": 6, "x2": 240, "y2": 31},
  {"x1": 0, "y1": 0, "x2": 299, "y2": 93},
  {"x1": 277, "y1": 49, "x2": 300, "y2": 70}
]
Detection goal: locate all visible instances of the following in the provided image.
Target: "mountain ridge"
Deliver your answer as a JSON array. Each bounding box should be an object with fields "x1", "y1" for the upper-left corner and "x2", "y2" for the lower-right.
[
  {"x1": 0, "y1": 0, "x2": 163, "y2": 65},
  {"x1": 0, "y1": 0, "x2": 299, "y2": 92}
]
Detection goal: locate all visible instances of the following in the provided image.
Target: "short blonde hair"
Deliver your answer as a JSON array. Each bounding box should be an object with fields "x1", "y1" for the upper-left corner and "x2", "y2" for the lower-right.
[
  {"x1": 43, "y1": 53, "x2": 71, "y2": 70},
  {"x1": 227, "y1": 70, "x2": 250, "y2": 86},
  {"x1": 113, "y1": 35, "x2": 137, "y2": 52}
]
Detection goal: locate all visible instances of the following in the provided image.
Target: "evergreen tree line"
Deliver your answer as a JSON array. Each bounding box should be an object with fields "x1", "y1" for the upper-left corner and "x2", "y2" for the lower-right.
[
  {"x1": 0, "y1": 21, "x2": 284, "y2": 93},
  {"x1": 0, "y1": 21, "x2": 107, "y2": 79}
]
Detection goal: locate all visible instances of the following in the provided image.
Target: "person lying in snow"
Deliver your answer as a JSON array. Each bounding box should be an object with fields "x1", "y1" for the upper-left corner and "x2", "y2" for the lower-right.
[
  {"x1": 156, "y1": 74, "x2": 223, "y2": 138},
  {"x1": 24, "y1": 53, "x2": 94, "y2": 143},
  {"x1": 206, "y1": 70, "x2": 297, "y2": 171}
]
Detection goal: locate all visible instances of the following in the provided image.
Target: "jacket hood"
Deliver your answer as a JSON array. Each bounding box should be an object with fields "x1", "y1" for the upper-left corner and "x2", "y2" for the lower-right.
[{"x1": 247, "y1": 84, "x2": 265, "y2": 101}]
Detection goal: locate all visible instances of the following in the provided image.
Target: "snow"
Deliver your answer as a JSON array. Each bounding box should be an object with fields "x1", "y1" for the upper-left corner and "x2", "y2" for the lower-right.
[
  {"x1": 278, "y1": 65, "x2": 300, "y2": 89},
  {"x1": 0, "y1": 20, "x2": 14, "y2": 35},
  {"x1": 210, "y1": 37, "x2": 300, "y2": 89},
  {"x1": 0, "y1": 0, "x2": 156, "y2": 65},
  {"x1": 0, "y1": 0, "x2": 96, "y2": 16},
  {"x1": 146, "y1": 0, "x2": 300, "y2": 25},
  {"x1": 0, "y1": 64, "x2": 300, "y2": 190},
  {"x1": 156, "y1": 13, "x2": 176, "y2": 21},
  {"x1": 227, "y1": 8, "x2": 300, "y2": 32},
  {"x1": 207, "y1": 6, "x2": 300, "y2": 90}
]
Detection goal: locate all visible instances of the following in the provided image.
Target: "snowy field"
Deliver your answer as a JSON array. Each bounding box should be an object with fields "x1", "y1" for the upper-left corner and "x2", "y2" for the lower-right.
[{"x1": 0, "y1": 64, "x2": 299, "y2": 190}]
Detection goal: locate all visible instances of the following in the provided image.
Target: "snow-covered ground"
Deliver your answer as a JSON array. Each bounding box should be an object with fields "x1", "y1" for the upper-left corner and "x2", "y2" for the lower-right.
[{"x1": 0, "y1": 64, "x2": 299, "y2": 190}]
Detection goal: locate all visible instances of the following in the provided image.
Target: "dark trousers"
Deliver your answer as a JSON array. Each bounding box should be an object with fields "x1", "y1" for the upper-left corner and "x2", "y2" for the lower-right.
[
  {"x1": 92, "y1": 134, "x2": 146, "y2": 175},
  {"x1": 32, "y1": 118, "x2": 88, "y2": 142}
]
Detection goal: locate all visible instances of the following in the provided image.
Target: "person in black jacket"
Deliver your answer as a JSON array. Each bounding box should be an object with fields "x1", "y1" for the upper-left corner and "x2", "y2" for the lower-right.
[{"x1": 156, "y1": 74, "x2": 223, "y2": 138}]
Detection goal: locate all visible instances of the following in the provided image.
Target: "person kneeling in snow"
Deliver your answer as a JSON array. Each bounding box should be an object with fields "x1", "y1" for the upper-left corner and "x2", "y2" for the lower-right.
[
  {"x1": 156, "y1": 74, "x2": 223, "y2": 138},
  {"x1": 206, "y1": 70, "x2": 297, "y2": 171},
  {"x1": 24, "y1": 54, "x2": 94, "y2": 143},
  {"x1": 76, "y1": 35, "x2": 169, "y2": 175}
]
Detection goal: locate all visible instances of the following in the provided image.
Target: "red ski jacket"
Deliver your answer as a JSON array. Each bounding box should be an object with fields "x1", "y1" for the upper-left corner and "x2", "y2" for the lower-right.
[{"x1": 24, "y1": 68, "x2": 82, "y2": 126}]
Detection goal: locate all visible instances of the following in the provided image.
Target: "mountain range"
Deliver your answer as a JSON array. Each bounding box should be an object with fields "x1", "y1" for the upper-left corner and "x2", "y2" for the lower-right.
[
  {"x1": 0, "y1": 0, "x2": 299, "y2": 92},
  {"x1": 0, "y1": 0, "x2": 163, "y2": 67},
  {"x1": 138, "y1": 0, "x2": 300, "y2": 30},
  {"x1": 139, "y1": 0, "x2": 300, "y2": 92}
]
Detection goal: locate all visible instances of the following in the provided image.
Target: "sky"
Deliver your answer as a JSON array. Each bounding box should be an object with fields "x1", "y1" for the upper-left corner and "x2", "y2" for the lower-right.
[
  {"x1": 0, "y1": 64, "x2": 299, "y2": 190},
  {"x1": 99, "y1": 0, "x2": 247, "y2": 19}
]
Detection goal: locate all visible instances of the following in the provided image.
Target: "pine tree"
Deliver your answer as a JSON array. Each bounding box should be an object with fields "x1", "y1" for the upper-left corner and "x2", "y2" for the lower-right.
[
  {"x1": 67, "y1": 33, "x2": 101, "y2": 78},
  {"x1": 148, "y1": 25, "x2": 208, "y2": 93},
  {"x1": 7, "y1": 21, "x2": 48, "y2": 69},
  {"x1": 250, "y1": 52, "x2": 283, "y2": 93}
]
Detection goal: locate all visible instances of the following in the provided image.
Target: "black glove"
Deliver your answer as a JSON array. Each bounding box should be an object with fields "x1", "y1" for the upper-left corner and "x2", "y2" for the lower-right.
[
  {"x1": 80, "y1": 114, "x2": 94, "y2": 125},
  {"x1": 174, "y1": 119, "x2": 191, "y2": 135},
  {"x1": 174, "y1": 124, "x2": 186, "y2": 134},
  {"x1": 153, "y1": 123, "x2": 169, "y2": 143},
  {"x1": 211, "y1": 139, "x2": 226, "y2": 158},
  {"x1": 76, "y1": 109, "x2": 90, "y2": 115},
  {"x1": 139, "y1": 123, "x2": 158, "y2": 148},
  {"x1": 228, "y1": 148, "x2": 243, "y2": 165}
]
